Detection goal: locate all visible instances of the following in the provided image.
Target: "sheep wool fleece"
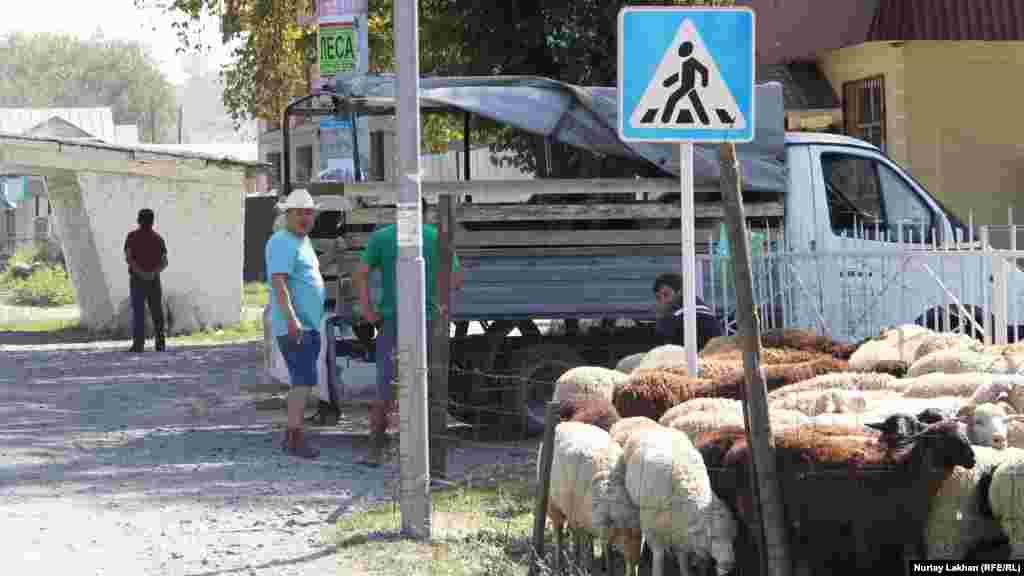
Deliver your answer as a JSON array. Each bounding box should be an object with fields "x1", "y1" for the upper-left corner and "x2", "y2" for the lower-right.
[
  {"x1": 622, "y1": 426, "x2": 712, "y2": 549},
  {"x1": 927, "y1": 446, "x2": 1024, "y2": 559},
  {"x1": 554, "y1": 366, "x2": 627, "y2": 405},
  {"x1": 542, "y1": 422, "x2": 617, "y2": 532},
  {"x1": 986, "y1": 448, "x2": 1024, "y2": 556}
]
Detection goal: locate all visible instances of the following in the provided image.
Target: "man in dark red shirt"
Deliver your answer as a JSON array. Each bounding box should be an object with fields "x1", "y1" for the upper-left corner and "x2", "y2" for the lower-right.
[{"x1": 124, "y1": 208, "x2": 168, "y2": 352}]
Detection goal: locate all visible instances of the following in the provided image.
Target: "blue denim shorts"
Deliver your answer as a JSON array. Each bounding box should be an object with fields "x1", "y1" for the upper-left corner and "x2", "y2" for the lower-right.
[
  {"x1": 276, "y1": 330, "x2": 321, "y2": 387},
  {"x1": 375, "y1": 317, "x2": 432, "y2": 402}
]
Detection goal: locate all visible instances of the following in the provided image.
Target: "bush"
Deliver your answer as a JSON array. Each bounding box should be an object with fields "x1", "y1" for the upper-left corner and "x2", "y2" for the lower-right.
[{"x1": 7, "y1": 265, "x2": 76, "y2": 307}]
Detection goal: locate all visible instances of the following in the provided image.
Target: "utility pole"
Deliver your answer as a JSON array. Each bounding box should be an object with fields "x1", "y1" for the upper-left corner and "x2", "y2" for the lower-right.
[
  {"x1": 178, "y1": 105, "x2": 183, "y2": 144},
  {"x1": 394, "y1": 0, "x2": 431, "y2": 540}
]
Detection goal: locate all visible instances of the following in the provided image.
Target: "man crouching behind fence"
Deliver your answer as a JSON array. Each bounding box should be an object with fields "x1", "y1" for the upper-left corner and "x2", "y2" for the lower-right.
[
  {"x1": 353, "y1": 199, "x2": 463, "y2": 467},
  {"x1": 266, "y1": 189, "x2": 325, "y2": 459}
]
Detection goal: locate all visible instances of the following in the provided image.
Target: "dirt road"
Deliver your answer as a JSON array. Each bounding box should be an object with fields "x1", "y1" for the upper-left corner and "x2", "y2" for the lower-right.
[{"x1": 0, "y1": 341, "x2": 536, "y2": 575}]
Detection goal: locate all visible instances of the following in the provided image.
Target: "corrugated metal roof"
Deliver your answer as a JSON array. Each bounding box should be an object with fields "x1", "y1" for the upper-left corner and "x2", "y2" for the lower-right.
[
  {"x1": 735, "y1": 0, "x2": 879, "y2": 64},
  {"x1": 869, "y1": 0, "x2": 1024, "y2": 41},
  {"x1": 0, "y1": 108, "x2": 116, "y2": 142}
]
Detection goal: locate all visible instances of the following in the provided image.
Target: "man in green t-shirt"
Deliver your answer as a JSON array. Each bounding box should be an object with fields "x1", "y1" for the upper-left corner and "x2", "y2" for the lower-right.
[{"x1": 353, "y1": 199, "x2": 463, "y2": 466}]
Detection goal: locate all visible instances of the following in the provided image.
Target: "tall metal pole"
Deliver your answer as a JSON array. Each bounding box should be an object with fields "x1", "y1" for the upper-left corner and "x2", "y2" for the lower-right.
[
  {"x1": 680, "y1": 142, "x2": 698, "y2": 376},
  {"x1": 394, "y1": 0, "x2": 431, "y2": 540}
]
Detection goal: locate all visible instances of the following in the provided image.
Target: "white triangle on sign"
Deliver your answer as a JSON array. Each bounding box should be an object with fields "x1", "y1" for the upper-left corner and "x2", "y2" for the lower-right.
[{"x1": 629, "y1": 18, "x2": 746, "y2": 131}]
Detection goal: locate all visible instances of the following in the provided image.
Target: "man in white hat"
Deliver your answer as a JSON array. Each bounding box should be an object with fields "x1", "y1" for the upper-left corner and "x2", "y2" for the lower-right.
[{"x1": 265, "y1": 188, "x2": 325, "y2": 459}]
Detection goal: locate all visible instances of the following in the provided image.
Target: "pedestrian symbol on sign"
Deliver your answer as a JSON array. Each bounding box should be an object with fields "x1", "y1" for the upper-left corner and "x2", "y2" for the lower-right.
[{"x1": 630, "y1": 18, "x2": 746, "y2": 131}]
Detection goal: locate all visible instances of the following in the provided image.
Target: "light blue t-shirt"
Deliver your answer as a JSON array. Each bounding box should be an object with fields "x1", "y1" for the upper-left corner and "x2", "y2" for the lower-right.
[{"x1": 265, "y1": 229, "x2": 326, "y2": 338}]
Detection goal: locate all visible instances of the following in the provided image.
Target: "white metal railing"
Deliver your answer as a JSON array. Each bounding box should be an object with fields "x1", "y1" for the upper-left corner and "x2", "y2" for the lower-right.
[{"x1": 700, "y1": 210, "x2": 1023, "y2": 345}]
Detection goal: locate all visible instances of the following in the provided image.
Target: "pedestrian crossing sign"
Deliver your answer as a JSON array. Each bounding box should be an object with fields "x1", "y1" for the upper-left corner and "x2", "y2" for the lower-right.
[{"x1": 617, "y1": 6, "x2": 755, "y2": 143}]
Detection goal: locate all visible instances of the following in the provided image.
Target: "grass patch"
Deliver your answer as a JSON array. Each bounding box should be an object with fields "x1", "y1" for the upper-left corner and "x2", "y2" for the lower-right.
[
  {"x1": 0, "y1": 245, "x2": 75, "y2": 307},
  {"x1": 243, "y1": 281, "x2": 270, "y2": 308},
  {"x1": 0, "y1": 318, "x2": 81, "y2": 333},
  {"x1": 172, "y1": 319, "x2": 264, "y2": 344},
  {"x1": 329, "y1": 480, "x2": 546, "y2": 576},
  {"x1": 0, "y1": 317, "x2": 264, "y2": 346}
]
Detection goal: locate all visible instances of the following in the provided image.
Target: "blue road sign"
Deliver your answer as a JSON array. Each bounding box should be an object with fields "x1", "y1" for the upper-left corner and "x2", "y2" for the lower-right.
[{"x1": 617, "y1": 7, "x2": 755, "y2": 143}]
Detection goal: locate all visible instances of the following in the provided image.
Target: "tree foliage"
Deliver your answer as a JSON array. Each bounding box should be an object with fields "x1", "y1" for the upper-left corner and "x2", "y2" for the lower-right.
[
  {"x1": 0, "y1": 31, "x2": 178, "y2": 143},
  {"x1": 141, "y1": 0, "x2": 732, "y2": 169}
]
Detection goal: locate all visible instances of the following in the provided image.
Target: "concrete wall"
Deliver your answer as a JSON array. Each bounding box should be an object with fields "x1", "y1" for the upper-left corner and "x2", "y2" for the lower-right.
[{"x1": 0, "y1": 135, "x2": 258, "y2": 335}]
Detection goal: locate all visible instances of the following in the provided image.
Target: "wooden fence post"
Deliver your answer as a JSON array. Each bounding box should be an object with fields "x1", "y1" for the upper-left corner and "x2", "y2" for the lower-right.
[
  {"x1": 529, "y1": 401, "x2": 560, "y2": 576},
  {"x1": 430, "y1": 194, "x2": 455, "y2": 478},
  {"x1": 718, "y1": 142, "x2": 792, "y2": 576}
]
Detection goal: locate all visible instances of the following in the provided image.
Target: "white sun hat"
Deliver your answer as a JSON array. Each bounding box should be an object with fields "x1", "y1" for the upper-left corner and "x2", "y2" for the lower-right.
[{"x1": 276, "y1": 188, "x2": 322, "y2": 211}]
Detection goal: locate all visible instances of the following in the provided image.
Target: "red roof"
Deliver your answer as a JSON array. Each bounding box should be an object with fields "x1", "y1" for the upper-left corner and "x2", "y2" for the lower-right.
[
  {"x1": 868, "y1": 0, "x2": 1024, "y2": 41},
  {"x1": 738, "y1": 0, "x2": 1024, "y2": 64}
]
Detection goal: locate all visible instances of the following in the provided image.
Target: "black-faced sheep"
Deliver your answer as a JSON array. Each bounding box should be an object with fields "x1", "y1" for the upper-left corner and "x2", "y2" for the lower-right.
[{"x1": 717, "y1": 420, "x2": 976, "y2": 575}]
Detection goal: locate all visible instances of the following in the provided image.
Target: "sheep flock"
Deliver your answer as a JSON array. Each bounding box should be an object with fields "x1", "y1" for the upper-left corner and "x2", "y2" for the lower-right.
[{"x1": 539, "y1": 326, "x2": 1024, "y2": 575}]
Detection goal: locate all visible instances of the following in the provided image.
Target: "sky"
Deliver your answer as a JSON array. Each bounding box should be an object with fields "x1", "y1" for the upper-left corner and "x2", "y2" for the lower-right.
[{"x1": 1, "y1": 0, "x2": 235, "y2": 86}]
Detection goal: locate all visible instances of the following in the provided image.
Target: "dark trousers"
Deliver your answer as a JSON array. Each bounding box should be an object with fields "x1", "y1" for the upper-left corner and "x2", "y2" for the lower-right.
[{"x1": 130, "y1": 273, "x2": 165, "y2": 347}]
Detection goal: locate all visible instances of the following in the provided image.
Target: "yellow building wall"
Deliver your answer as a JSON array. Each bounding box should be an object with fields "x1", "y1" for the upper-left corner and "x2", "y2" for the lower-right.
[
  {"x1": 902, "y1": 41, "x2": 1024, "y2": 235},
  {"x1": 818, "y1": 42, "x2": 910, "y2": 167},
  {"x1": 818, "y1": 41, "x2": 1024, "y2": 239}
]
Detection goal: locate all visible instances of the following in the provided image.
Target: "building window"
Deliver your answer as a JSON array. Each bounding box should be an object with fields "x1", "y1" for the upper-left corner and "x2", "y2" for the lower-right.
[
  {"x1": 843, "y1": 76, "x2": 886, "y2": 151},
  {"x1": 266, "y1": 152, "x2": 282, "y2": 190}
]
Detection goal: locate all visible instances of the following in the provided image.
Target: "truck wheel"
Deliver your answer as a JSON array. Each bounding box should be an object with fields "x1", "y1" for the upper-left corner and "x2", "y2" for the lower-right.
[{"x1": 915, "y1": 304, "x2": 992, "y2": 342}]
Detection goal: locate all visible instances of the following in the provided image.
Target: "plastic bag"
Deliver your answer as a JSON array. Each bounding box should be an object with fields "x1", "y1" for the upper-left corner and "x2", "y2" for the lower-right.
[{"x1": 710, "y1": 222, "x2": 767, "y2": 299}]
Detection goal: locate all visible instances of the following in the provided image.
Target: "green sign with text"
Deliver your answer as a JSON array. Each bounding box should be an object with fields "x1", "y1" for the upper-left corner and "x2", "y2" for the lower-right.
[{"x1": 318, "y1": 22, "x2": 356, "y2": 75}]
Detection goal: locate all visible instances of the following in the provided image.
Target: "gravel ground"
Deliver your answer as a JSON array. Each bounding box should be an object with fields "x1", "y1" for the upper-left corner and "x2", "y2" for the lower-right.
[{"x1": 0, "y1": 341, "x2": 539, "y2": 576}]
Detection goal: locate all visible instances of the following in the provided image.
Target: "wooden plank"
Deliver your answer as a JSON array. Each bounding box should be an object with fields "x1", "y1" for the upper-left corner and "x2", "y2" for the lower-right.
[
  {"x1": 344, "y1": 227, "x2": 739, "y2": 249},
  {"x1": 341, "y1": 177, "x2": 746, "y2": 202},
  {"x1": 347, "y1": 200, "x2": 784, "y2": 225},
  {"x1": 429, "y1": 195, "x2": 454, "y2": 479}
]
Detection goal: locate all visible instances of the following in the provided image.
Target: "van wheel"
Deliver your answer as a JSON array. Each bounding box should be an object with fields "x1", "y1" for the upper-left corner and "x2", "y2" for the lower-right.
[{"x1": 914, "y1": 304, "x2": 992, "y2": 341}]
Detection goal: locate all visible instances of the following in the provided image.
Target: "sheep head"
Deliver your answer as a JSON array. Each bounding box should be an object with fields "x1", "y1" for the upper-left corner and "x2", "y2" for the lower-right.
[
  {"x1": 865, "y1": 413, "x2": 927, "y2": 449},
  {"x1": 902, "y1": 420, "x2": 976, "y2": 475},
  {"x1": 957, "y1": 403, "x2": 1009, "y2": 450}
]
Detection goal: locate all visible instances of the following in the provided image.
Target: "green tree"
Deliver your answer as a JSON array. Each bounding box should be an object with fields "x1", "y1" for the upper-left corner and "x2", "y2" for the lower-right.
[{"x1": 0, "y1": 31, "x2": 178, "y2": 143}]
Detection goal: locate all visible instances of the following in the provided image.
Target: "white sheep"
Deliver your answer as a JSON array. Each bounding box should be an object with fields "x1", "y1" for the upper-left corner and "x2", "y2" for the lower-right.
[
  {"x1": 911, "y1": 332, "x2": 985, "y2": 362},
  {"x1": 634, "y1": 344, "x2": 689, "y2": 372},
  {"x1": 907, "y1": 349, "x2": 1005, "y2": 378},
  {"x1": 957, "y1": 403, "x2": 1010, "y2": 449},
  {"x1": 610, "y1": 416, "x2": 663, "y2": 447},
  {"x1": 541, "y1": 421, "x2": 643, "y2": 575},
  {"x1": 848, "y1": 339, "x2": 904, "y2": 372},
  {"x1": 925, "y1": 446, "x2": 1024, "y2": 560},
  {"x1": 767, "y1": 388, "x2": 869, "y2": 417},
  {"x1": 986, "y1": 448, "x2": 1024, "y2": 557},
  {"x1": 553, "y1": 366, "x2": 628, "y2": 405},
  {"x1": 615, "y1": 353, "x2": 647, "y2": 375},
  {"x1": 766, "y1": 372, "x2": 906, "y2": 399},
  {"x1": 619, "y1": 425, "x2": 738, "y2": 576}
]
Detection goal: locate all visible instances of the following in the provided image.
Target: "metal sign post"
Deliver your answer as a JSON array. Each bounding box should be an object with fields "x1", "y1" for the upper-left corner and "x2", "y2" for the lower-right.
[
  {"x1": 619, "y1": 8, "x2": 793, "y2": 576},
  {"x1": 394, "y1": 0, "x2": 431, "y2": 540},
  {"x1": 618, "y1": 5, "x2": 755, "y2": 375}
]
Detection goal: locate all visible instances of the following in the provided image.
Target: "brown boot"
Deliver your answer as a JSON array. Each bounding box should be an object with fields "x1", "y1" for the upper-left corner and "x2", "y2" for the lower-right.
[{"x1": 284, "y1": 428, "x2": 319, "y2": 459}]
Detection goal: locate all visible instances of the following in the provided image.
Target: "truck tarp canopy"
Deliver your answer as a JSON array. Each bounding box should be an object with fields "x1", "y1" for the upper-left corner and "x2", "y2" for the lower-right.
[{"x1": 333, "y1": 74, "x2": 787, "y2": 193}]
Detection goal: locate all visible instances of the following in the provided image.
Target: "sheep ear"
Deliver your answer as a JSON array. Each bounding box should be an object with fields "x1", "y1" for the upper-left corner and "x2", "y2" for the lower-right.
[{"x1": 864, "y1": 422, "x2": 887, "y2": 432}]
